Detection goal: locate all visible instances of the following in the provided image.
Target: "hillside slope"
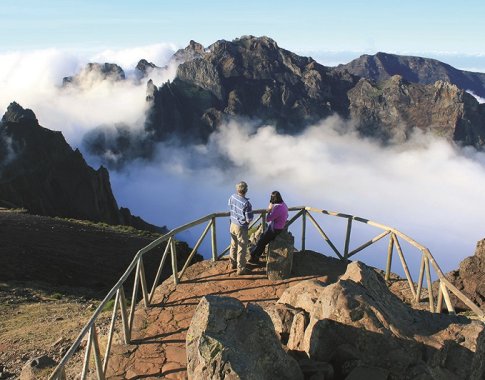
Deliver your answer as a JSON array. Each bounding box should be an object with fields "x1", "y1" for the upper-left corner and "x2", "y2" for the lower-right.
[
  {"x1": 0, "y1": 208, "x2": 199, "y2": 378},
  {"x1": 0, "y1": 209, "x2": 193, "y2": 293}
]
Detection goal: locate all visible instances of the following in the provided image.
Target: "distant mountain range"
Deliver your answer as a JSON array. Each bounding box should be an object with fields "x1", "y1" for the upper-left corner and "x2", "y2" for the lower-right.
[
  {"x1": 75, "y1": 36, "x2": 485, "y2": 166},
  {"x1": 2, "y1": 36, "x2": 485, "y2": 222},
  {"x1": 335, "y1": 52, "x2": 485, "y2": 98}
]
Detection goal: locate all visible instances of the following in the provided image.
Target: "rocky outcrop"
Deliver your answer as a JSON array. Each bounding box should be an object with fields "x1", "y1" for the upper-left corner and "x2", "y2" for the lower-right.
[
  {"x1": 143, "y1": 35, "x2": 358, "y2": 143},
  {"x1": 0, "y1": 102, "x2": 162, "y2": 231},
  {"x1": 171, "y1": 40, "x2": 206, "y2": 63},
  {"x1": 348, "y1": 75, "x2": 485, "y2": 147},
  {"x1": 335, "y1": 51, "x2": 485, "y2": 98},
  {"x1": 62, "y1": 62, "x2": 125, "y2": 87},
  {"x1": 266, "y1": 230, "x2": 294, "y2": 280},
  {"x1": 445, "y1": 238, "x2": 485, "y2": 311},
  {"x1": 19, "y1": 356, "x2": 56, "y2": 380},
  {"x1": 135, "y1": 59, "x2": 159, "y2": 76},
  {"x1": 471, "y1": 329, "x2": 485, "y2": 380},
  {"x1": 274, "y1": 261, "x2": 485, "y2": 379},
  {"x1": 186, "y1": 295, "x2": 303, "y2": 380}
]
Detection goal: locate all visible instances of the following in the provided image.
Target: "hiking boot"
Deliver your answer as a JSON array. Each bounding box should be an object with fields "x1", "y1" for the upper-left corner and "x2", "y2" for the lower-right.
[
  {"x1": 248, "y1": 255, "x2": 260, "y2": 265},
  {"x1": 237, "y1": 268, "x2": 251, "y2": 275}
]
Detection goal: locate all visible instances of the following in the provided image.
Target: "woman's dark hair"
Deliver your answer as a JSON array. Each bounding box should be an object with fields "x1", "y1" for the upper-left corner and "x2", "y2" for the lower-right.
[{"x1": 270, "y1": 191, "x2": 284, "y2": 204}]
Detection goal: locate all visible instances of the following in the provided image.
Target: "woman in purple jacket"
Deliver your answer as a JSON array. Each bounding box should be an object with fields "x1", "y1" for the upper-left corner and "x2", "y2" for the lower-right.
[{"x1": 249, "y1": 191, "x2": 289, "y2": 264}]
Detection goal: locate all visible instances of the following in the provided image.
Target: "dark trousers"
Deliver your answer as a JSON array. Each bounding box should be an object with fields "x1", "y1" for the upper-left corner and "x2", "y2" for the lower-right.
[{"x1": 251, "y1": 227, "x2": 282, "y2": 258}]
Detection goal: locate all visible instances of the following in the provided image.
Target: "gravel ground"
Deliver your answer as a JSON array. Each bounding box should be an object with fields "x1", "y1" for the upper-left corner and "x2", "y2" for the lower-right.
[{"x1": 0, "y1": 209, "x2": 192, "y2": 378}]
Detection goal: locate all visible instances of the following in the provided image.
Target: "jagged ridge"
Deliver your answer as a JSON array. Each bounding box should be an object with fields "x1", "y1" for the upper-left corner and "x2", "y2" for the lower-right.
[
  {"x1": 0, "y1": 102, "x2": 163, "y2": 232},
  {"x1": 80, "y1": 36, "x2": 485, "y2": 166}
]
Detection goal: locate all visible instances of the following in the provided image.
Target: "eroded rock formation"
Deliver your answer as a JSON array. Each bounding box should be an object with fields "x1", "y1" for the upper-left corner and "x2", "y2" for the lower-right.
[
  {"x1": 446, "y1": 238, "x2": 485, "y2": 311},
  {"x1": 184, "y1": 260, "x2": 484, "y2": 379},
  {"x1": 186, "y1": 295, "x2": 303, "y2": 380},
  {"x1": 335, "y1": 51, "x2": 485, "y2": 98},
  {"x1": 62, "y1": 62, "x2": 125, "y2": 87},
  {"x1": 271, "y1": 261, "x2": 485, "y2": 379},
  {"x1": 348, "y1": 75, "x2": 485, "y2": 146}
]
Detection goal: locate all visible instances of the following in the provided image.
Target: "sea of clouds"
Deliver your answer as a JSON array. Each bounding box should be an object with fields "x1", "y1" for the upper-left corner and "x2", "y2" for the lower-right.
[{"x1": 1, "y1": 45, "x2": 485, "y2": 275}]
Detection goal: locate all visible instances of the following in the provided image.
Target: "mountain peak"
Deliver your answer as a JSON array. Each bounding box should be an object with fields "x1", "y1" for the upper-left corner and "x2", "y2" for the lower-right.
[
  {"x1": 172, "y1": 40, "x2": 206, "y2": 63},
  {"x1": 1, "y1": 102, "x2": 38, "y2": 127}
]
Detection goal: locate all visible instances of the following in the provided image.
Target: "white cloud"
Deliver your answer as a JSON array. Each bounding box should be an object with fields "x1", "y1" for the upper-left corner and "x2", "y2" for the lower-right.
[
  {"x1": 90, "y1": 43, "x2": 177, "y2": 69},
  {"x1": 106, "y1": 118, "x2": 485, "y2": 274},
  {"x1": 467, "y1": 90, "x2": 485, "y2": 104},
  {"x1": 0, "y1": 45, "x2": 177, "y2": 147}
]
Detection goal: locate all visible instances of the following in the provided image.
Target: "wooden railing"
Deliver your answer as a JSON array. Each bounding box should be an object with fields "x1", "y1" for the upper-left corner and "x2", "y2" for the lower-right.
[{"x1": 48, "y1": 206, "x2": 484, "y2": 379}]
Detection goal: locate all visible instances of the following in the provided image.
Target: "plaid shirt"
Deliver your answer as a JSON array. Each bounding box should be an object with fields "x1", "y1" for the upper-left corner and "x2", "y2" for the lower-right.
[{"x1": 228, "y1": 193, "x2": 253, "y2": 228}]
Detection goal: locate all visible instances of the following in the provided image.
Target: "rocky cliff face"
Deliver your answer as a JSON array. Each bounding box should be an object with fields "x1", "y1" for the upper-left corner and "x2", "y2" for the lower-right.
[
  {"x1": 144, "y1": 35, "x2": 358, "y2": 142},
  {"x1": 86, "y1": 36, "x2": 485, "y2": 166},
  {"x1": 445, "y1": 238, "x2": 485, "y2": 311},
  {"x1": 0, "y1": 102, "x2": 162, "y2": 231},
  {"x1": 348, "y1": 75, "x2": 485, "y2": 146},
  {"x1": 335, "y1": 51, "x2": 485, "y2": 98}
]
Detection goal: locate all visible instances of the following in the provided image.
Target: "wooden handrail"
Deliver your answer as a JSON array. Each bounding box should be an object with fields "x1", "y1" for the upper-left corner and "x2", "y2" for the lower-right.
[{"x1": 49, "y1": 205, "x2": 484, "y2": 379}]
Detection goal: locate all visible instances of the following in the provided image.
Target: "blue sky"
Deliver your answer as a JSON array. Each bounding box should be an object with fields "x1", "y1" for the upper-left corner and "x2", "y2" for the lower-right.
[{"x1": 1, "y1": 0, "x2": 485, "y2": 67}]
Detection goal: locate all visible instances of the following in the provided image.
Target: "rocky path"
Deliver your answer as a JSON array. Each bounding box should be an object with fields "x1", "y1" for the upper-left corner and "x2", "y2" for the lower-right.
[{"x1": 106, "y1": 252, "x2": 348, "y2": 379}]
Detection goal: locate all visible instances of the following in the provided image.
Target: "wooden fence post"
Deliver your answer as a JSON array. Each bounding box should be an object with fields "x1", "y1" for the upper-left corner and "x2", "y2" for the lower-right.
[
  {"x1": 171, "y1": 238, "x2": 179, "y2": 285},
  {"x1": 344, "y1": 218, "x2": 352, "y2": 260},
  {"x1": 301, "y1": 209, "x2": 306, "y2": 252},
  {"x1": 139, "y1": 258, "x2": 149, "y2": 307},
  {"x1": 385, "y1": 234, "x2": 393, "y2": 281},
  {"x1": 91, "y1": 327, "x2": 105, "y2": 380},
  {"x1": 392, "y1": 234, "x2": 416, "y2": 298},
  {"x1": 211, "y1": 217, "x2": 217, "y2": 262},
  {"x1": 416, "y1": 254, "x2": 425, "y2": 303},
  {"x1": 424, "y1": 256, "x2": 435, "y2": 313},
  {"x1": 102, "y1": 292, "x2": 120, "y2": 374},
  {"x1": 119, "y1": 286, "x2": 130, "y2": 344},
  {"x1": 149, "y1": 239, "x2": 172, "y2": 303}
]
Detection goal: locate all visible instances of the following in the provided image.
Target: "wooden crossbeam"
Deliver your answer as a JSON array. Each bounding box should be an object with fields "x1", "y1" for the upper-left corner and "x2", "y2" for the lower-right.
[
  {"x1": 348, "y1": 230, "x2": 390, "y2": 258},
  {"x1": 306, "y1": 212, "x2": 343, "y2": 259}
]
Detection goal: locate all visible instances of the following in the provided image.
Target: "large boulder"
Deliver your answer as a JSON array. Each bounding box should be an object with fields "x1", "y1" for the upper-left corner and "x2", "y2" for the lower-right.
[
  {"x1": 445, "y1": 238, "x2": 485, "y2": 311},
  {"x1": 19, "y1": 355, "x2": 56, "y2": 380},
  {"x1": 470, "y1": 328, "x2": 485, "y2": 380},
  {"x1": 262, "y1": 303, "x2": 300, "y2": 344},
  {"x1": 277, "y1": 261, "x2": 485, "y2": 379},
  {"x1": 266, "y1": 230, "x2": 294, "y2": 280},
  {"x1": 277, "y1": 279, "x2": 327, "y2": 313},
  {"x1": 186, "y1": 295, "x2": 303, "y2": 380}
]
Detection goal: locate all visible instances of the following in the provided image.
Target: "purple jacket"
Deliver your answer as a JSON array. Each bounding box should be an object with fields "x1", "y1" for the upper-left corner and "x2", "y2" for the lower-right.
[{"x1": 267, "y1": 202, "x2": 288, "y2": 230}]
